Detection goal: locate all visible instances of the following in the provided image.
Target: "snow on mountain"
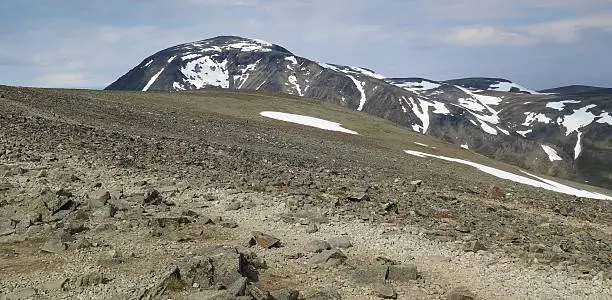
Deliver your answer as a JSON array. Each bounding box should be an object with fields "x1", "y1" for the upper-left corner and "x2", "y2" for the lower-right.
[
  {"x1": 541, "y1": 145, "x2": 563, "y2": 162},
  {"x1": 260, "y1": 111, "x2": 359, "y2": 135},
  {"x1": 546, "y1": 100, "x2": 581, "y2": 111},
  {"x1": 404, "y1": 150, "x2": 612, "y2": 200}
]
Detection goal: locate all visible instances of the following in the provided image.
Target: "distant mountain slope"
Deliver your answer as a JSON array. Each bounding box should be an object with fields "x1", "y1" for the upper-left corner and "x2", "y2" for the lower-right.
[{"x1": 106, "y1": 36, "x2": 612, "y2": 189}]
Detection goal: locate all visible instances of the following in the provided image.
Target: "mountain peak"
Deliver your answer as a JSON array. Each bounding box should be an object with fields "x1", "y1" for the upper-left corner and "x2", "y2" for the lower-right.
[{"x1": 164, "y1": 36, "x2": 293, "y2": 55}]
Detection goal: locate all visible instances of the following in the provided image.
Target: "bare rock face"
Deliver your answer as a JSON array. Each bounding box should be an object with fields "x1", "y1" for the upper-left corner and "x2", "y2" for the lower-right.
[{"x1": 106, "y1": 36, "x2": 612, "y2": 189}]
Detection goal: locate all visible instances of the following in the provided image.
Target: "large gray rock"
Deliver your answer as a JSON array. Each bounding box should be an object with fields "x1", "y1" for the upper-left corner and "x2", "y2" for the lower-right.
[
  {"x1": 387, "y1": 264, "x2": 418, "y2": 282},
  {"x1": 305, "y1": 239, "x2": 331, "y2": 253},
  {"x1": 41, "y1": 230, "x2": 73, "y2": 253},
  {"x1": 328, "y1": 236, "x2": 352, "y2": 249}
]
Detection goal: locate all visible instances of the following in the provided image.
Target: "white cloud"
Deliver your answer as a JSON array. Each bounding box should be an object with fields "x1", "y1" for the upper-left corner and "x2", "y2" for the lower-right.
[
  {"x1": 527, "y1": 13, "x2": 612, "y2": 42},
  {"x1": 443, "y1": 13, "x2": 612, "y2": 46},
  {"x1": 444, "y1": 26, "x2": 531, "y2": 46}
]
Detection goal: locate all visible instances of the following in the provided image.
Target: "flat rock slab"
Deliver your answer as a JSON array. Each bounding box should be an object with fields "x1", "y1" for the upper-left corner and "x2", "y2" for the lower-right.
[
  {"x1": 310, "y1": 249, "x2": 347, "y2": 265},
  {"x1": 387, "y1": 264, "x2": 418, "y2": 282},
  {"x1": 250, "y1": 231, "x2": 280, "y2": 248}
]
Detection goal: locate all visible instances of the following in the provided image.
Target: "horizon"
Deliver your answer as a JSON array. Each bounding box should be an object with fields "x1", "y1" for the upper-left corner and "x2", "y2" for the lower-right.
[{"x1": 1, "y1": 1, "x2": 612, "y2": 90}]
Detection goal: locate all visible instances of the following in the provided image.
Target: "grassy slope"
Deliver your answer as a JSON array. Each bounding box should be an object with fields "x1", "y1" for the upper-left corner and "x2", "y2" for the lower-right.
[{"x1": 2, "y1": 85, "x2": 610, "y2": 198}]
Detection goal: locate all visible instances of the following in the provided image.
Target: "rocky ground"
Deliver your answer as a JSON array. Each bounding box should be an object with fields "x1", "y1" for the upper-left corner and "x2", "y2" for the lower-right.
[{"x1": 0, "y1": 86, "x2": 611, "y2": 299}]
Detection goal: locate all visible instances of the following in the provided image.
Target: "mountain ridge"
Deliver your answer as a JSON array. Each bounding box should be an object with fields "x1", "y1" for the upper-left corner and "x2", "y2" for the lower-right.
[{"x1": 105, "y1": 36, "x2": 612, "y2": 189}]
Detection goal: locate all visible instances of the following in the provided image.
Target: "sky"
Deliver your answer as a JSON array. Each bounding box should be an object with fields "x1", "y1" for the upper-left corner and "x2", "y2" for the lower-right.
[{"x1": 1, "y1": 0, "x2": 612, "y2": 90}]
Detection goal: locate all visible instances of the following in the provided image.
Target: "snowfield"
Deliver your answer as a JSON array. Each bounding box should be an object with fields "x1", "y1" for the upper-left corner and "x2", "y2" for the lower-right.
[
  {"x1": 260, "y1": 111, "x2": 359, "y2": 135},
  {"x1": 541, "y1": 145, "x2": 563, "y2": 161},
  {"x1": 404, "y1": 150, "x2": 612, "y2": 200}
]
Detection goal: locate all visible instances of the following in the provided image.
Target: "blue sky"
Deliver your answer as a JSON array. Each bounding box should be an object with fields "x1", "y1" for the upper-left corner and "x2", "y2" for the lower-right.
[{"x1": 1, "y1": 0, "x2": 611, "y2": 90}]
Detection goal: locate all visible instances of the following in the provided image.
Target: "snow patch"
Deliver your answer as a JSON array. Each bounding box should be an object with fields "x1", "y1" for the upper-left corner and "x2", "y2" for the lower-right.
[
  {"x1": 406, "y1": 97, "x2": 430, "y2": 133},
  {"x1": 489, "y1": 81, "x2": 539, "y2": 94},
  {"x1": 541, "y1": 145, "x2": 563, "y2": 162},
  {"x1": 522, "y1": 112, "x2": 552, "y2": 126},
  {"x1": 142, "y1": 68, "x2": 165, "y2": 91},
  {"x1": 182, "y1": 54, "x2": 200, "y2": 60},
  {"x1": 497, "y1": 127, "x2": 510, "y2": 135},
  {"x1": 546, "y1": 100, "x2": 581, "y2": 111},
  {"x1": 516, "y1": 129, "x2": 532, "y2": 137},
  {"x1": 346, "y1": 75, "x2": 367, "y2": 111},
  {"x1": 414, "y1": 142, "x2": 429, "y2": 147},
  {"x1": 144, "y1": 59, "x2": 153, "y2": 67},
  {"x1": 167, "y1": 55, "x2": 177, "y2": 63},
  {"x1": 349, "y1": 66, "x2": 386, "y2": 80},
  {"x1": 260, "y1": 111, "x2": 358, "y2": 135},
  {"x1": 287, "y1": 75, "x2": 303, "y2": 96},
  {"x1": 560, "y1": 105, "x2": 597, "y2": 135},
  {"x1": 479, "y1": 121, "x2": 498, "y2": 135},
  {"x1": 403, "y1": 150, "x2": 611, "y2": 200},
  {"x1": 461, "y1": 144, "x2": 469, "y2": 149},
  {"x1": 574, "y1": 132, "x2": 583, "y2": 160},
  {"x1": 181, "y1": 56, "x2": 229, "y2": 89},
  {"x1": 431, "y1": 101, "x2": 450, "y2": 114},
  {"x1": 597, "y1": 112, "x2": 612, "y2": 125}
]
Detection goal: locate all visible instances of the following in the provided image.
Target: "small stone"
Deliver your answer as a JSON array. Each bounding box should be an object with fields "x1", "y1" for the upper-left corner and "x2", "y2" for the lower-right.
[
  {"x1": 374, "y1": 284, "x2": 397, "y2": 299},
  {"x1": 220, "y1": 220, "x2": 238, "y2": 228},
  {"x1": 375, "y1": 256, "x2": 399, "y2": 265},
  {"x1": 143, "y1": 189, "x2": 163, "y2": 205},
  {"x1": 75, "y1": 272, "x2": 109, "y2": 286},
  {"x1": 225, "y1": 201, "x2": 242, "y2": 211},
  {"x1": 306, "y1": 240, "x2": 331, "y2": 253},
  {"x1": 348, "y1": 192, "x2": 369, "y2": 202},
  {"x1": 43, "y1": 278, "x2": 68, "y2": 291},
  {"x1": 88, "y1": 190, "x2": 111, "y2": 208},
  {"x1": 37, "y1": 170, "x2": 48, "y2": 178},
  {"x1": 270, "y1": 288, "x2": 300, "y2": 300},
  {"x1": 227, "y1": 277, "x2": 248, "y2": 297},
  {"x1": 387, "y1": 264, "x2": 418, "y2": 282},
  {"x1": 250, "y1": 231, "x2": 281, "y2": 249},
  {"x1": 463, "y1": 240, "x2": 487, "y2": 252},
  {"x1": 487, "y1": 185, "x2": 505, "y2": 200},
  {"x1": 410, "y1": 180, "x2": 423, "y2": 186},
  {"x1": 447, "y1": 286, "x2": 477, "y2": 300},
  {"x1": 306, "y1": 223, "x2": 319, "y2": 233},
  {"x1": 353, "y1": 265, "x2": 388, "y2": 284},
  {"x1": 247, "y1": 284, "x2": 272, "y2": 300},
  {"x1": 328, "y1": 236, "x2": 352, "y2": 249},
  {"x1": 41, "y1": 231, "x2": 73, "y2": 253},
  {"x1": 70, "y1": 237, "x2": 93, "y2": 250},
  {"x1": 94, "y1": 223, "x2": 117, "y2": 232},
  {"x1": 91, "y1": 204, "x2": 116, "y2": 220}
]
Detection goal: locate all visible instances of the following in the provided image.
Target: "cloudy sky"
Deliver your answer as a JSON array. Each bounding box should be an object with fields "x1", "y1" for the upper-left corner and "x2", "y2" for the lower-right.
[{"x1": 1, "y1": 0, "x2": 611, "y2": 90}]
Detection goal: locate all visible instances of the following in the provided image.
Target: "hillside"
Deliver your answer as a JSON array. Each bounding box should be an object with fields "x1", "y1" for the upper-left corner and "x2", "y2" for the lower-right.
[
  {"x1": 105, "y1": 36, "x2": 612, "y2": 190},
  {"x1": 1, "y1": 85, "x2": 611, "y2": 299}
]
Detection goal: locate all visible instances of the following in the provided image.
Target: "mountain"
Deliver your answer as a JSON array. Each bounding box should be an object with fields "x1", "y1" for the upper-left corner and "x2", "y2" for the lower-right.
[{"x1": 106, "y1": 36, "x2": 612, "y2": 189}]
